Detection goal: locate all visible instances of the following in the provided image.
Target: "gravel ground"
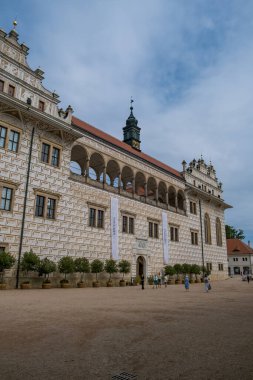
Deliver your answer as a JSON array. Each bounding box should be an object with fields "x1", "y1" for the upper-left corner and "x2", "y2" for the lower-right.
[{"x1": 0, "y1": 277, "x2": 253, "y2": 380}]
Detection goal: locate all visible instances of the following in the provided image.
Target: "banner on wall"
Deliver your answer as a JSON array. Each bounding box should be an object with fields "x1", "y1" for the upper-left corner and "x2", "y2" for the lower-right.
[
  {"x1": 111, "y1": 197, "x2": 119, "y2": 260},
  {"x1": 162, "y1": 211, "x2": 169, "y2": 264}
]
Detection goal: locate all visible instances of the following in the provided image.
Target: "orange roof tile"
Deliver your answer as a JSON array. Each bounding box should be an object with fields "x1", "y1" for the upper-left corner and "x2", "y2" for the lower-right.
[
  {"x1": 227, "y1": 239, "x2": 253, "y2": 255},
  {"x1": 72, "y1": 116, "x2": 183, "y2": 180}
]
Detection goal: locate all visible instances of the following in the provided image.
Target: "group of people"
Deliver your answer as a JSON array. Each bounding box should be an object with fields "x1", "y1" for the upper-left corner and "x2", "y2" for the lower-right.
[{"x1": 140, "y1": 272, "x2": 211, "y2": 292}]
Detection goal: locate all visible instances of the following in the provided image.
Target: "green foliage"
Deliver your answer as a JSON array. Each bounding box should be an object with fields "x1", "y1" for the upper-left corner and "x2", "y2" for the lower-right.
[
  {"x1": 58, "y1": 256, "x2": 75, "y2": 279},
  {"x1": 21, "y1": 251, "x2": 40, "y2": 273},
  {"x1": 201, "y1": 265, "x2": 210, "y2": 276},
  {"x1": 182, "y1": 263, "x2": 191, "y2": 274},
  {"x1": 147, "y1": 275, "x2": 154, "y2": 285},
  {"x1": 0, "y1": 251, "x2": 15, "y2": 283},
  {"x1": 190, "y1": 264, "x2": 201, "y2": 275},
  {"x1": 38, "y1": 258, "x2": 56, "y2": 279},
  {"x1": 74, "y1": 257, "x2": 90, "y2": 274},
  {"x1": 164, "y1": 265, "x2": 176, "y2": 276},
  {"x1": 91, "y1": 259, "x2": 104, "y2": 280},
  {"x1": 118, "y1": 259, "x2": 131, "y2": 279},
  {"x1": 104, "y1": 259, "x2": 118, "y2": 279},
  {"x1": 225, "y1": 225, "x2": 245, "y2": 240},
  {"x1": 173, "y1": 264, "x2": 183, "y2": 274},
  {"x1": 135, "y1": 275, "x2": 141, "y2": 284}
]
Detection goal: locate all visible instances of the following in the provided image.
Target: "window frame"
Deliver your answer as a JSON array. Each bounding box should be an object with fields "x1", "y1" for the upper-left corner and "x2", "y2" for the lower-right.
[
  {"x1": 88, "y1": 203, "x2": 106, "y2": 229},
  {"x1": 218, "y1": 263, "x2": 224, "y2": 271},
  {"x1": 170, "y1": 225, "x2": 179, "y2": 242},
  {"x1": 148, "y1": 219, "x2": 160, "y2": 239},
  {"x1": 189, "y1": 200, "x2": 197, "y2": 215},
  {"x1": 8, "y1": 84, "x2": 15, "y2": 97},
  {"x1": 190, "y1": 230, "x2": 198, "y2": 245},
  {"x1": 40, "y1": 139, "x2": 62, "y2": 168},
  {"x1": 34, "y1": 190, "x2": 59, "y2": 220},
  {"x1": 0, "y1": 80, "x2": 4, "y2": 92},
  {"x1": 0, "y1": 122, "x2": 21, "y2": 153},
  {"x1": 39, "y1": 100, "x2": 45, "y2": 112},
  {"x1": 122, "y1": 213, "x2": 135, "y2": 235},
  {"x1": 0, "y1": 180, "x2": 18, "y2": 213}
]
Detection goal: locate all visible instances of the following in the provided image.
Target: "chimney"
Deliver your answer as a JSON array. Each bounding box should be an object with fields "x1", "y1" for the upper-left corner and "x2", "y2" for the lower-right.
[{"x1": 248, "y1": 241, "x2": 251, "y2": 247}]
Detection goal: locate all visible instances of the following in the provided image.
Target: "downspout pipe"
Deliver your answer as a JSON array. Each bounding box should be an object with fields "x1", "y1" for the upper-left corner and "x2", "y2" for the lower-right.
[{"x1": 199, "y1": 199, "x2": 205, "y2": 276}]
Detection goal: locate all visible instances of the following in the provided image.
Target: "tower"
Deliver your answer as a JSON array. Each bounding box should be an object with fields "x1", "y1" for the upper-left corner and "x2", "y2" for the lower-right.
[{"x1": 123, "y1": 99, "x2": 141, "y2": 151}]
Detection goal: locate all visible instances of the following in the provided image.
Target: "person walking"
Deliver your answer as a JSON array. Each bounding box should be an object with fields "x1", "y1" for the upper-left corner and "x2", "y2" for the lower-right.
[
  {"x1": 204, "y1": 274, "x2": 210, "y2": 292},
  {"x1": 158, "y1": 272, "x2": 162, "y2": 288},
  {"x1": 153, "y1": 273, "x2": 158, "y2": 289},
  {"x1": 141, "y1": 273, "x2": 145, "y2": 290},
  {"x1": 184, "y1": 275, "x2": 190, "y2": 291},
  {"x1": 164, "y1": 274, "x2": 168, "y2": 288},
  {"x1": 247, "y1": 274, "x2": 250, "y2": 283}
]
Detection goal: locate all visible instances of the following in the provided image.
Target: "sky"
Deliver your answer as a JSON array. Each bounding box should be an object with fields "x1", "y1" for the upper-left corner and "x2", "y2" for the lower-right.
[{"x1": 1, "y1": 0, "x2": 253, "y2": 243}]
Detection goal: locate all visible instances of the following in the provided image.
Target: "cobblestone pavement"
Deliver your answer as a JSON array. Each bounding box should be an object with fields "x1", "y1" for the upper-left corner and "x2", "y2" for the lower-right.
[{"x1": 0, "y1": 277, "x2": 253, "y2": 380}]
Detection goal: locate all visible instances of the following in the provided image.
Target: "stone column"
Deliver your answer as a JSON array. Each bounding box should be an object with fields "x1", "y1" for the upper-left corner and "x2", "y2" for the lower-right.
[
  {"x1": 144, "y1": 182, "x2": 147, "y2": 199},
  {"x1": 118, "y1": 173, "x2": 122, "y2": 194},
  {"x1": 155, "y1": 187, "x2": 158, "y2": 204},
  {"x1": 85, "y1": 158, "x2": 90, "y2": 182},
  {"x1": 132, "y1": 178, "x2": 135, "y2": 198},
  {"x1": 103, "y1": 167, "x2": 106, "y2": 188}
]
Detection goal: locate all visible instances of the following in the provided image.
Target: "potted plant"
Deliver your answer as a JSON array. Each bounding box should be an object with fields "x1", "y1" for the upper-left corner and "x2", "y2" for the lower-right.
[
  {"x1": 38, "y1": 258, "x2": 57, "y2": 289},
  {"x1": 74, "y1": 257, "x2": 90, "y2": 288},
  {"x1": 104, "y1": 259, "x2": 118, "y2": 287},
  {"x1": 0, "y1": 251, "x2": 15, "y2": 290},
  {"x1": 20, "y1": 250, "x2": 40, "y2": 289},
  {"x1": 58, "y1": 256, "x2": 75, "y2": 288},
  {"x1": 190, "y1": 264, "x2": 201, "y2": 283},
  {"x1": 118, "y1": 259, "x2": 131, "y2": 286},
  {"x1": 164, "y1": 265, "x2": 176, "y2": 284},
  {"x1": 91, "y1": 259, "x2": 104, "y2": 287},
  {"x1": 173, "y1": 264, "x2": 183, "y2": 284}
]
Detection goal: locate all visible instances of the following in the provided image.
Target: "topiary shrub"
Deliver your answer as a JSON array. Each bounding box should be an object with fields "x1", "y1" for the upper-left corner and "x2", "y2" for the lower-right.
[
  {"x1": 74, "y1": 257, "x2": 90, "y2": 284},
  {"x1": 0, "y1": 251, "x2": 15, "y2": 284},
  {"x1": 91, "y1": 259, "x2": 104, "y2": 282},
  {"x1": 38, "y1": 258, "x2": 56, "y2": 283},
  {"x1": 118, "y1": 260, "x2": 131, "y2": 280},
  {"x1": 104, "y1": 259, "x2": 118, "y2": 282},
  {"x1": 21, "y1": 250, "x2": 40, "y2": 283},
  {"x1": 58, "y1": 256, "x2": 75, "y2": 283}
]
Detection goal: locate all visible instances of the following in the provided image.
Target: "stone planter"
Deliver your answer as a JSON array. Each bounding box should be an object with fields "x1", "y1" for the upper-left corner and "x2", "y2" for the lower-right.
[
  {"x1": 77, "y1": 282, "x2": 86, "y2": 288},
  {"x1": 42, "y1": 283, "x2": 51, "y2": 289},
  {"x1": 21, "y1": 283, "x2": 31, "y2": 289},
  {"x1": 175, "y1": 279, "x2": 181, "y2": 285},
  {"x1": 168, "y1": 278, "x2": 175, "y2": 285},
  {"x1": 93, "y1": 281, "x2": 100, "y2": 288},
  {"x1": 107, "y1": 280, "x2": 113, "y2": 287},
  {"x1": 119, "y1": 280, "x2": 126, "y2": 287},
  {"x1": 0, "y1": 283, "x2": 7, "y2": 290},
  {"x1": 60, "y1": 283, "x2": 71, "y2": 288}
]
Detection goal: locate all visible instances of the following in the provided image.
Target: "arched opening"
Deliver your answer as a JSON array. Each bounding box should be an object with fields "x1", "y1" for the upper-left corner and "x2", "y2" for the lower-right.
[
  {"x1": 158, "y1": 181, "x2": 167, "y2": 203},
  {"x1": 147, "y1": 177, "x2": 157, "y2": 201},
  {"x1": 135, "y1": 172, "x2": 146, "y2": 196},
  {"x1": 204, "y1": 213, "x2": 212, "y2": 244},
  {"x1": 89, "y1": 152, "x2": 105, "y2": 182},
  {"x1": 106, "y1": 160, "x2": 121, "y2": 188},
  {"x1": 136, "y1": 256, "x2": 146, "y2": 277},
  {"x1": 70, "y1": 145, "x2": 88, "y2": 175},
  {"x1": 177, "y1": 190, "x2": 185, "y2": 211},
  {"x1": 168, "y1": 186, "x2": 176, "y2": 207},
  {"x1": 216, "y1": 217, "x2": 222, "y2": 246},
  {"x1": 121, "y1": 166, "x2": 134, "y2": 193}
]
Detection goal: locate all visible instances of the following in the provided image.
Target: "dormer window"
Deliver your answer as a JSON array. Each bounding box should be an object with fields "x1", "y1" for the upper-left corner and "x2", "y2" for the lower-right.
[
  {"x1": 0, "y1": 80, "x2": 4, "y2": 92},
  {"x1": 39, "y1": 100, "x2": 45, "y2": 112},
  {"x1": 8, "y1": 85, "x2": 15, "y2": 97}
]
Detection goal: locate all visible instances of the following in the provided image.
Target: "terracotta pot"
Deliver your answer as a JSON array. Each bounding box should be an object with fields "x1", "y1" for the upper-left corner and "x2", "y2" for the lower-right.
[
  {"x1": 21, "y1": 283, "x2": 31, "y2": 289},
  {"x1": 119, "y1": 280, "x2": 126, "y2": 287},
  {"x1": 0, "y1": 283, "x2": 7, "y2": 290},
  {"x1": 60, "y1": 283, "x2": 71, "y2": 288},
  {"x1": 42, "y1": 283, "x2": 51, "y2": 289},
  {"x1": 77, "y1": 282, "x2": 86, "y2": 288},
  {"x1": 93, "y1": 281, "x2": 100, "y2": 288},
  {"x1": 107, "y1": 280, "x2": 113, "y2": 287}
]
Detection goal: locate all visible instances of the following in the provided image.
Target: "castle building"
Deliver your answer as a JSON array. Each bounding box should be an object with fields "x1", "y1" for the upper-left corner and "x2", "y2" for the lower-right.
[{"x1": 0, "y1": 24, "x2": 232, "y2": 285}]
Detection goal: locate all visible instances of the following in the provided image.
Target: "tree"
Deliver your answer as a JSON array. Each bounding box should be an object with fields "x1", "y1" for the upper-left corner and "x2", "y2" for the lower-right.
[
  {"x1": 190, "y1": 264, "x2": 201, "y2": 275},
  {"x1": 91, "y1": 259, "x2": 104, "y2": 281},
  {"x1": 182, "y1": 263, "x2": 191, "y2": 275},
  {"x1": 164, "y1": 265, "x2": 175, "y2": 277},
  {"x1": 38, "y1": 258, "x2": 56, "y2": 281},
  {"x1": 74, "y1": 257, "x2": 90, "y2": 283},
  {"x1": 58, "y1": 256, "x2": 75, "y2": 281},
  {"x1": 21, "y1": 251, "x2": 40, "y2": 274},
  {"x1": 104, "y1": 259, "x2": 118, "y2": 280},
  {"x1": 0, "y1": 252, "x2": 15, "y2": 283},
  {"x1": 226, "y1": 225, "x2": 245, "y2": 240},
  {"x1": 118, "y1": 260, "x2": 131, "y2": 279}
]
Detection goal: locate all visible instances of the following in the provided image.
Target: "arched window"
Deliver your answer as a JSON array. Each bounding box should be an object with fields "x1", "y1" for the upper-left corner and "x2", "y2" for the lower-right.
[
  {"x1": 204, "y1": 213, "x2": 212, "y2": 244},
  {"x1": 216, "y1": 217, "x2": 222, "y2": 246},
  {"x1": 177, "y1": 190, "x2": 185, "y2": 211}
]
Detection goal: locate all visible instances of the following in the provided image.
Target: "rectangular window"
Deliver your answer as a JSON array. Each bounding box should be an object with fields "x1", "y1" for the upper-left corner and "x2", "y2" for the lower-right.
[
  {"x1": 8, "y1": 85, "x2": 15, "y2": 97},
  {"x1": 122, "y1": 215, "x2": 134, "y2": 234},
  {"x1": 89, "y1": 208, "x2": 96, "y2": 227},
  {"x1": 149, "y1": 222, "x2": 153, "y2": 238},
  {"x1": 8, "y1": 130, "x2": 20, "y2": 152},
  {"x1": 206, "y1": 262, "x2": 212, "y2": 272},
  {"x1": 154, "y1": 223, "x2": 159, "y2": 239},
  {"x1": 1, "y1": 187, "x2": 13, "y2": 211},
  {"x1": 0, "y1": 246, "x2": 6, "y2": 253},
  {"x1": 41, "y1": 141, "x2": 61, "y2": 167},
  {"x1": 129, "y1": 217, "x2": 134, "y2": 234},
  {"x1": 47, "y1": 198, "x2": 56, "y2": 219},
  {"x1": 190, "y1": 201, "x2": 197, "y2": 215},
  {"x1": 41, "y1": 143, "x2": 50, "y2": 163},
  {"x1": 218, "y1": 263, "x2": 224, "y2": 271},
  {"x1": 97, "y1": 210, "x2": 104, "y2": 228},
  {"x1": 51, "y1": 147, "x2": 60, "y2": 167},
  {"x1": 0, "y1": 80, "x2": 4, "y2": 92},
  {"x1": 0, "y1": 126, "x2": 7, "y2": 148},
  {"x1": 35, "y1": 195, "x2": 45, "y2": 217},
  {"x1": 170, "y1": 226, "x2": 179, "y2": 242},
  {"x1": 148, "y1": 222, "x2": 159, "y2": 239},
  {"x1": 122, "y1": 215, "x2": 128, "y2": 233},
  {"x1": 191, "y1": 231, "x2": 198, "y2": 245},
  {"x1": 39, "y1": 100, "x2": 45, "y2": 112}
]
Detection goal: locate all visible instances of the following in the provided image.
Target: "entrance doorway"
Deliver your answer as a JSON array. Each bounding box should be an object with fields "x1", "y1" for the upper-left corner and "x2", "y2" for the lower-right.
[{"x1": 136, "y1": 256, "x2": 146, "y2": 277}]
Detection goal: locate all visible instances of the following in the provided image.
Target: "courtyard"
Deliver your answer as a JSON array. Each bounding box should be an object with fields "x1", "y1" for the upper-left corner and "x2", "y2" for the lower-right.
[{"x1": 0, "y1": 277, "x2": 253, "y2": 380}]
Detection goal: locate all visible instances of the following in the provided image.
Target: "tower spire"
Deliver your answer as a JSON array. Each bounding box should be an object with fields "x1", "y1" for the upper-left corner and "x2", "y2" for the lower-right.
[{"x1": 123, "y1": 98, "x2": 141, "y2": 151}]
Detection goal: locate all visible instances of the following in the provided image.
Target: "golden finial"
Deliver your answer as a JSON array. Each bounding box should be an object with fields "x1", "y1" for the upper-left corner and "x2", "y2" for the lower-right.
[{"x1": 13, "y1": 20, "x2": 18, "y2": 30}]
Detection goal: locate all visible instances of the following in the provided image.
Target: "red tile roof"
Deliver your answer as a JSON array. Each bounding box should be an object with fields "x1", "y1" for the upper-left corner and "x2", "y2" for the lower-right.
[
  {"x1": 227, "y1": 239, "x2": 253, "y2": 255},
  {"x1": 72, "y1": 116, "x2": 183, "y2": 179}
]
